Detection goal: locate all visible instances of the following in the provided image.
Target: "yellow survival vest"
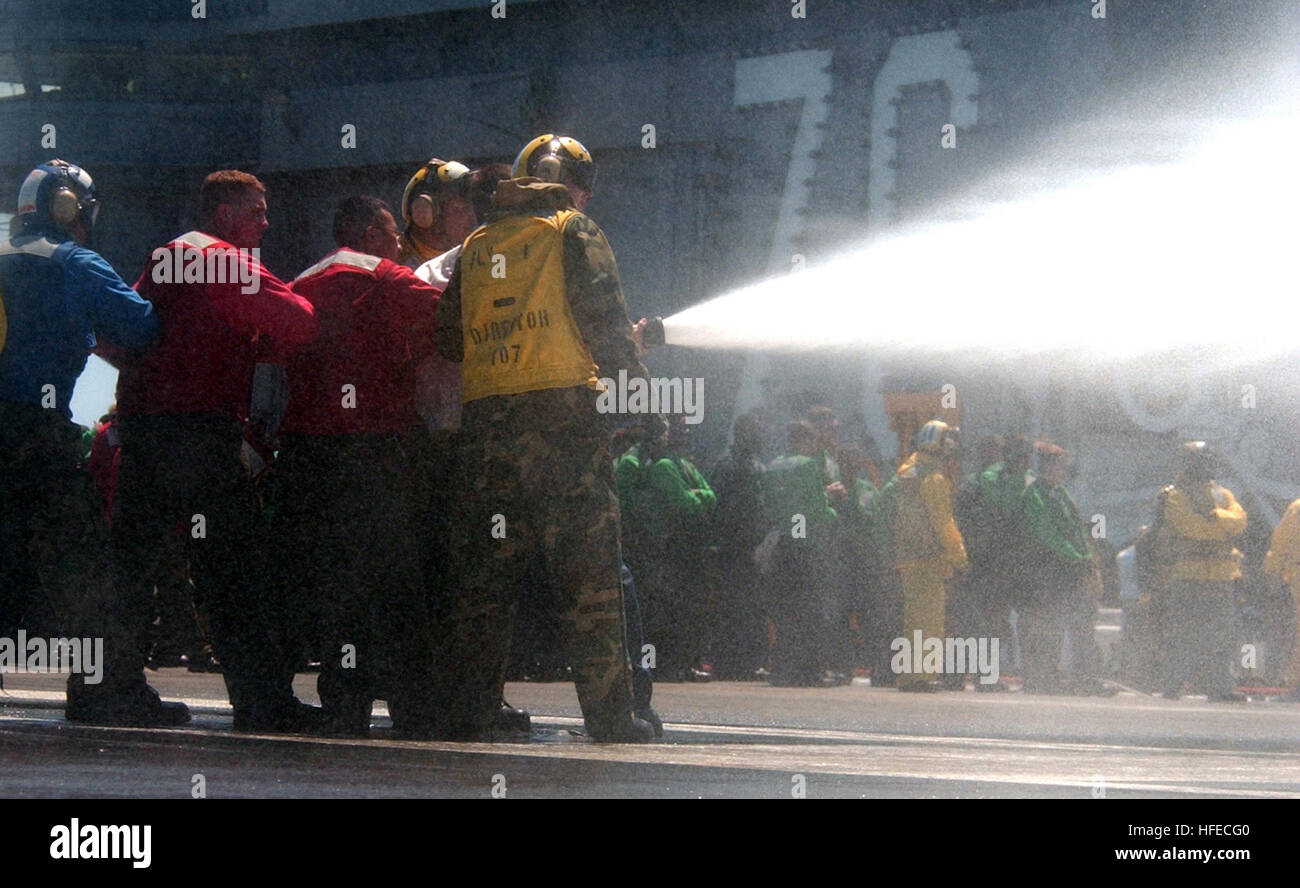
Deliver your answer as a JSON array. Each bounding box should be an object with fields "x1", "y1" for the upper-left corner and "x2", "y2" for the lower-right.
[{"x1": 459, "y1": 208, "x2": 599, "y2": 403}]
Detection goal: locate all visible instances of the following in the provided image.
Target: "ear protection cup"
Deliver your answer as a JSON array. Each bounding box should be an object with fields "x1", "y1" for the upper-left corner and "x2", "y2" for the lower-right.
[
  {"x1": 50, "y1": 188, "x2": 81, "y2": 227},
  {"x1": 410, "y1": 193, "x2": 435, "y2": 229},
  {"x1": 535, "y1": 155, "x2": 562, "y2": 183},
  {"x1": 513, "y1": 134, "x2": 596, "y2": 192},
  {"x1": 401, "y1": 158, "x2": 470, "y2": 230},
  {"x1": 15, "y1": 159, "x2": 98, "y2": 236}
]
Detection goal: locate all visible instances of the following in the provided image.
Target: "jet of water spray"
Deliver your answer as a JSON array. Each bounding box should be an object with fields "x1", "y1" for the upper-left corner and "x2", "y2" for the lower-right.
[{"x1": 661, "y1": 100, "x2": 1300, "y2": 373}]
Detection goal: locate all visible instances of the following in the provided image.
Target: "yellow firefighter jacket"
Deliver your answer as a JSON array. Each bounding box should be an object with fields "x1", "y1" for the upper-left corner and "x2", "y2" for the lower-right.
[
  {"x1": 457, "y1": 205, "x2": 599, "y2": 403},
  {"x1": 1265, "y1": 499, "x2": 1300, "y2": 587},
  {"x1": 892, "y1": 450, "x2": 968, "y2": 577},
  {"x1": 1160, "y1": 482, "x2": 1246, "y2": 582}
]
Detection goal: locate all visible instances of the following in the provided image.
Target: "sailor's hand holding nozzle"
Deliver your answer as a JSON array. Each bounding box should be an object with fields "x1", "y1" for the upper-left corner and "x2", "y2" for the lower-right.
[
  {"x1": 632, "y1": 318, "x2": 649, "y2": 357},
  {"x1": 632, "y1": 316, "x2": 666, "y2": 356}
]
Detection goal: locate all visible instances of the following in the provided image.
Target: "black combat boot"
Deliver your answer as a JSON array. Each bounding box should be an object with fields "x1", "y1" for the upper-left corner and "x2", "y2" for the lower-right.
[
  {"x1": 588, "y1": 713, "x2": 656, "y2": 743},
  {"x1": 65, "y1": 676, "x2": 191, "y2": 728}
]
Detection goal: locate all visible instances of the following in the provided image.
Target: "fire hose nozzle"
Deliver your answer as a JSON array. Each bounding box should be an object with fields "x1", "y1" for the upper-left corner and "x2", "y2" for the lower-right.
[{"x1": 643, "y1": 316, "x2": 666, "y2": 347}]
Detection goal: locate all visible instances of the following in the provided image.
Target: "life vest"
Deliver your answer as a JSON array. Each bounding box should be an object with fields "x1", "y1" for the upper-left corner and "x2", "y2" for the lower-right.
[
  {"x1": 457, "y1": 209, "x2": 599, "y2": 403},
  {"x1": 0, "y1": 235, "x2": 67, "y2": 361}
]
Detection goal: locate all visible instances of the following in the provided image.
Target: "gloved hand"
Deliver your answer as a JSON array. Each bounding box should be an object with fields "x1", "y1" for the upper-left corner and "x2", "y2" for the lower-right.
[{"x1": 631, "y1": 318, "x2": 649, "y2": 358}]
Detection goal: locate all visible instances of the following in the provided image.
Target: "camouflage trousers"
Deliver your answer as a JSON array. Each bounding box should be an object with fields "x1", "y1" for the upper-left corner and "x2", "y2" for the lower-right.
[{"x1": 432, "y1": 386, "x2": 635, "y2": 738}]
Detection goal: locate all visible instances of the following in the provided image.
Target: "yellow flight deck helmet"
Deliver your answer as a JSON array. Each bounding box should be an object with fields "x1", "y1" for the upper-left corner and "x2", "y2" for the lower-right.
[
  {"x1": 512, "y1": 134, "x2": 596, "y2": 193},
  {"x1": 401, "y1": 158, "x2": 473, "y2": 231},
  {"x1": 917, "y1": 419, "x2": 960, "y2": 454}
]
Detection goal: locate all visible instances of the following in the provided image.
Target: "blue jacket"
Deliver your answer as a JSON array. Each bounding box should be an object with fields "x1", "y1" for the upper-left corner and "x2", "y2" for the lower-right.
[{"x1": 0, "y1": 230, "x2": 157, "y2": 418}]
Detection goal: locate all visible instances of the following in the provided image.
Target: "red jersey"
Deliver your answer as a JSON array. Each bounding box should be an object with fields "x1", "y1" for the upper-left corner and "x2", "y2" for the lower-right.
[
  {"x1": 280, "y1": 248, "x2": 440, "y2": 436},
  {"x1": 113, "y1": 230, "x2": 318, "y2": 420}
]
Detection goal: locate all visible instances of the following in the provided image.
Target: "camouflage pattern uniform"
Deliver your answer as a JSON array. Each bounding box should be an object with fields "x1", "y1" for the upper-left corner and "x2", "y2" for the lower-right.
[{"x1": 433, "y1": 178, "x2": 650, "y2": 739}]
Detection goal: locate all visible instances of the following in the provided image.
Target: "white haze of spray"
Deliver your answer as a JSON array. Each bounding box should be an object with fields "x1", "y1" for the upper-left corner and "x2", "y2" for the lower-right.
[{"x1": 664, "y1": 100, "x2": 1300, "y2": 368}]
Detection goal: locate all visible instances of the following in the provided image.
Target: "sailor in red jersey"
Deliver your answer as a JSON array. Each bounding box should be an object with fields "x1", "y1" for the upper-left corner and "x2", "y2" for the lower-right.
[
  {"x1": 281, "y1": 199, "x2": 438, "y2": 438},
  {"x1": 104, "y1": 170, "x2": 321, "y2": 734},
  {"x1": 274, "y1": 196, "x2": 441, "y2": 737}
]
